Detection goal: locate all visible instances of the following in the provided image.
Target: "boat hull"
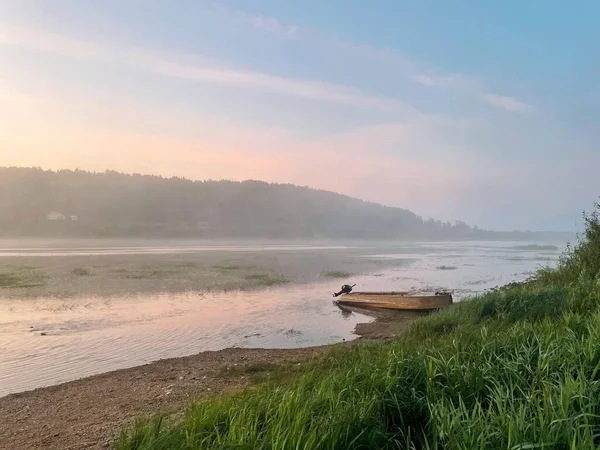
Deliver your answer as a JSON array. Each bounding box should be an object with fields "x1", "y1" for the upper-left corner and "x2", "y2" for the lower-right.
[{"x1": 335, "y1": 292, "x2": 452, "y2": 311}]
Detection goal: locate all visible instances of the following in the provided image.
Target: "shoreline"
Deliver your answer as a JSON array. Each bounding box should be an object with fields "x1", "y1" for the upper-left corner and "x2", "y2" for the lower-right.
[
  {"x1": 0, "y1": 311, "x2": 410, "y2": 450},
  {"x1": 0, "y1": 240, "x2": 561, "y2": 449}
]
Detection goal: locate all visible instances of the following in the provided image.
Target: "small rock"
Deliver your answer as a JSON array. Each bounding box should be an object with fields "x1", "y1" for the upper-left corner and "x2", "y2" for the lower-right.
[{"x1": 40, "y1": 332, "x2": 47, "y2": 336}]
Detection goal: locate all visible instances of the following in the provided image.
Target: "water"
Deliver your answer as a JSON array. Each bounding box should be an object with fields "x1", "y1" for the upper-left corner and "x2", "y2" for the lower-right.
[
  {"x1": 0, "y1": 240, "x2": 565, "y2": 397},
  {"x1": 0, "y1": 242, "x2": 357, "y2": 257}
]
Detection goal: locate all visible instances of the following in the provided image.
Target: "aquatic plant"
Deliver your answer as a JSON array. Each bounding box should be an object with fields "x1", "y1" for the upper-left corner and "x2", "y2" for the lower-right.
[
  {"x1": 436, "y1": 265, "x2": 457, "y2": 271},
  {"x1": 323, "y1": 270, "x2": 354, "y2": 279},
  {"x1": 244, "y1": 274, "x2": 290, "y2": 287},
  {"x1": 0, "y1": 267, "x2": 47, "y2": 288},
  {"x1": 71, "y1": 267, "x2": 93, "y2": 276}
]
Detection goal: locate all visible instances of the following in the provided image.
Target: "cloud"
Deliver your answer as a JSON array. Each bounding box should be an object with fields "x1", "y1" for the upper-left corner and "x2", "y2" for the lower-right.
[
  {"x1": 0, "y1": 24, "x2": 413, "y2": 113},
  {"x1": 219, "y1": 8, "x2": 536, "y2": 114},
  {"x1": 238, "y1": 12, "x2": 299, "y2": 37},
  {"x1": 411, "y1": 74, "x2": 459, "y2": 88},
  {"x1": 1, "y1": 17, "x2": 533, "y2": 116},
  {"x1": 153, "y1": 60, "x2": 413, "y2": 112},
  {"x1": 0, "y1": 24, "x2": 111, "y2": 60},
  {"x1": 0, "y1": 11, "x2": 556, "y2": 227},
  {"x1": 0, "y1": 84, "x2": 470, "y2": 217},
  {"x1": 481, "y1": 93, "x2": 534, "y2": 113}
]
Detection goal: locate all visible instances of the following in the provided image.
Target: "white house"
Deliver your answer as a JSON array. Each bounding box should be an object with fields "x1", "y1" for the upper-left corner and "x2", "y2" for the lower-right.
[{"x1": 47, "y1": 211, "x2": 66, "y2": 221}]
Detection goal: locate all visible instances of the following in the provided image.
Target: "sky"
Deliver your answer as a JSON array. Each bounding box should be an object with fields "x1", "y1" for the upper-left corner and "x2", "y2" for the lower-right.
[{"x1": 0, "y1": 0, "x2": 598, "y2": 232}]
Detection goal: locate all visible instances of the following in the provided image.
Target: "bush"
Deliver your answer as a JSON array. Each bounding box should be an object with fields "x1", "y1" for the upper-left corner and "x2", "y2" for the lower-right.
[{"x1": 536, "y1": 203, "x2": 600, "y2": 286}]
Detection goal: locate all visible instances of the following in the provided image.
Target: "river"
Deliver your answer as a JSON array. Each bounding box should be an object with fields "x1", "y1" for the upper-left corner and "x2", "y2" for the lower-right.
[{"x1": 0, "y1": 239, "x2": 566, "y2": 397}]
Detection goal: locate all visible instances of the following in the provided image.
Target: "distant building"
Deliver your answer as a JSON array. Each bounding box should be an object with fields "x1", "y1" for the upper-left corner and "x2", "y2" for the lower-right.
[
  {"x1": 47, "y1": 211, "x2": 66, "y2": 221},
  {"x1": 69, "y1": 215, "x2": 79, "y2": 221},
  {"x1": 197, "y1": 221, "x2": 210, "y2": 231}
]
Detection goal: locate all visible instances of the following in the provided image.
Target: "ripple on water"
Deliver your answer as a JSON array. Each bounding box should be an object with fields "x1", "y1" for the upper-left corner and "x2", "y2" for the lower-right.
[
  {"x1": 0, "y1": 284, "x2": 375, "y2": 396},
  {"x1": 0, "y1": 240, "x2": 565, "y2": 396}
]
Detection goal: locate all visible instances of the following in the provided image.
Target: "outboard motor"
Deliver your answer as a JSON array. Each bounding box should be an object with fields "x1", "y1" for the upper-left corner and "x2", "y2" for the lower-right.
[{"x1": 333, "y1": 284, "x2": 356, "y2": 297}]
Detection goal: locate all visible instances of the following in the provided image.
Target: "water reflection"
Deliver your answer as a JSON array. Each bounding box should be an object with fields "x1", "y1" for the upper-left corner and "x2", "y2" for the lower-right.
[{"x1": 0, "y1": 240, "x2": 565, "y2": 397}]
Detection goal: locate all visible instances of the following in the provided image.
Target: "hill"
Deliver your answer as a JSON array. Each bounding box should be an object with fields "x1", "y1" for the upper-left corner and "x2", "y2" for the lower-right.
[{"x1": 0, "y1": 167, "x2": 570, "y2": 240}]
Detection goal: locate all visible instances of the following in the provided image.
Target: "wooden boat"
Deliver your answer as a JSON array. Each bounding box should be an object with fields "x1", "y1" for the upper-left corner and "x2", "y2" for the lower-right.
[{"x1": 334, "y1": 290, "x2": 453, "y2": 311}]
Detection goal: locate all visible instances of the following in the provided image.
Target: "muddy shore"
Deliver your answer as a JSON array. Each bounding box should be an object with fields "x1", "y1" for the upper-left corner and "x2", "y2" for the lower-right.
[{"x1": 0, "y1": 311, "x2": 409, "y2": 450}]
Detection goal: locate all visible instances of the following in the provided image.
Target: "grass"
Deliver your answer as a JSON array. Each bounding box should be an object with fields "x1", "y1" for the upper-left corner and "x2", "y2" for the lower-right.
[
  {"x1": 243, "y1": 273, "x2": 290, "y2": 287},
  {"x1": 0, "y1": 267, "x2": 47, "y2": 288},
  {"x1": 511, "y1": 244, "x2": 559, "y2": 251},
  {"x1": 169, "y1": 261, "x2": 199, "y2": 269},
  {"x1": 436, "y1": 265, "x2": 457, "y2": 271},
  {"x1": 323, "y1": 270, "x2": 354, "y2": 279},
  {"x1": 214, "y1": 264, "x2": 256, "y2": 271},
  {"x1": 113, "y1": 204, "x2": 600, "y2": 450},
  {"x1": 112, "y1": 267, "x2": 178, "y2": 279},
  {"x1": 110, "y1": 262, "x2": 202, "y2": 279},
  {"x1": 220, "y1": 362, "x2": 307, "y2": 385},
  {"x1": 71, "y1": 267, "x2": 93, "y2": 276}
]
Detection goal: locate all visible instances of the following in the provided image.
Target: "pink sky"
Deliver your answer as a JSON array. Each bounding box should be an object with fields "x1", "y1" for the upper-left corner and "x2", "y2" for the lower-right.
[{"x1": 0, "y1": 3, "x2": 596, "y2": 231}]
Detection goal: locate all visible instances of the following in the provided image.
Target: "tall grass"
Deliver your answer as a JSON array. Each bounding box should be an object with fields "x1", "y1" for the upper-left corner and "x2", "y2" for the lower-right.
[
  {"x1": 536, "y1": 202, "x2": 600, "y2": 286},
  {"x1": 113, "y1": 204, "x2": 600, "y2": 450}
]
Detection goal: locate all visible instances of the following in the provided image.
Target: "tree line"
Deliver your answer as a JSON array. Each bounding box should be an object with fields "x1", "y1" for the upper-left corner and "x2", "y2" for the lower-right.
[{"x1": 0, "y1": 167, "x2": 565, "y2": 240}]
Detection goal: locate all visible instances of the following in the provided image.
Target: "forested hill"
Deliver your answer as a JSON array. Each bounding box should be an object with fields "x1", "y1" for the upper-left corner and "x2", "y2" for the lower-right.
[{"x1": 0, "y1": 167, "x2": 567, "y2": 240}]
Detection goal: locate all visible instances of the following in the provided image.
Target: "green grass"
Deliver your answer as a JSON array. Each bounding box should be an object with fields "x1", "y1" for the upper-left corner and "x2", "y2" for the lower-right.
[
  {"x1": 169, "y1": 261, "x2": 200, "y2": 269},
  {"x1": 113, "y1": 204, "x2": 600, "y2": 450},
  {"x1": 436, "y1": 265, "x2": 457, "y2": 271},
  {"x1": 220, "y1": 362, "x2": 308, "y2": 385},
  {"x1": 214, "y1": 264, "x2": 256, "y2": 271},
  {"x1": 511, "y1": 244, "x2": 559, "y2": 251},
  {"x1": 71, "y1": 267, "x2": 93, "y2": 276},
  {"x1": 110, "y1": 262, "x2": 202, "y2": 279},
  {"x1": 0, "y1": 267, "x2": 47, "y2": 288},
  {"x1": 323, "y1": 270, "x2": 354, "y2": 279},
  {"x1": 243, "y1": 274, "x2": 290, "y2": 287},
  {"x1": 112, "y1": 267, "x2": 178, "y2": 279}
]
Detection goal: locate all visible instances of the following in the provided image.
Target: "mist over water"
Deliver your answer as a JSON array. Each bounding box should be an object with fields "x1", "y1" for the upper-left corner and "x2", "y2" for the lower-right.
[{"x1": 0, "y1": 239, "x2": 566, "y2": 397}]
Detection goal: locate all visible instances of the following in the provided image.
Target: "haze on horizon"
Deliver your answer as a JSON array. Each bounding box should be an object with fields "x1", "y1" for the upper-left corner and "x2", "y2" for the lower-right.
[{"x1": 1, "y1": 1, "x2": 598, "y2": 232}]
